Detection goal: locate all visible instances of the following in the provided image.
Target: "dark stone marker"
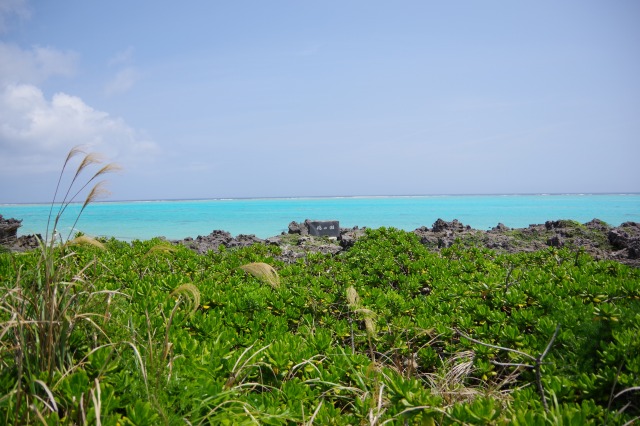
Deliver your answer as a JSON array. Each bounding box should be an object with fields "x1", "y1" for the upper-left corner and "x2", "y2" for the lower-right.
[{"x1": 306, "y1": 220, "x2": 340, "y2": 238}]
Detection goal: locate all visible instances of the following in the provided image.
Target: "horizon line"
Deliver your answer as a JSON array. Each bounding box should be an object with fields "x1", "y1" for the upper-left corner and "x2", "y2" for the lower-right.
[{"x1": 2, "y1": 192, "x2": 640, "y2": 206}]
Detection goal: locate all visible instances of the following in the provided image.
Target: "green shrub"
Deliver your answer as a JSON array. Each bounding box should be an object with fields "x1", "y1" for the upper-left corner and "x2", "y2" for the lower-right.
[{"x1": 2, "y1": 199, "x2": 639, "y2": 424}]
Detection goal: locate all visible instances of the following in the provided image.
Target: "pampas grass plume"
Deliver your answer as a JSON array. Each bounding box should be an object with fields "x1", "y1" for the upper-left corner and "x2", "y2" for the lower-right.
[
  {"x1": 65, "y1": 235, "x2": 106, "y2": 250},
  {"x1": 170, "y1": 283, "x2": 201, "y2": 316},
  {"x1": 83, "y1": 181, "x2": 111, "y2": 209},
  {"x1": 145, "y1": 243, "x2": 178, "y2": 256},
  {"x1": 74, "y1": 152, "x2": 105, "y2": 180},
  {"x1": 240, "y1": 262, "x2": 280, "y2": 289},
  {"x1": 346, "y1": 286, "x2": 360, "y2": 308}
]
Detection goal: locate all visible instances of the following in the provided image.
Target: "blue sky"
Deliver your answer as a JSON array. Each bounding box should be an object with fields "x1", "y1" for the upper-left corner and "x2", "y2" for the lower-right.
[{"x1": 1, "y1": 1, "x2": 639, "y2": 203}]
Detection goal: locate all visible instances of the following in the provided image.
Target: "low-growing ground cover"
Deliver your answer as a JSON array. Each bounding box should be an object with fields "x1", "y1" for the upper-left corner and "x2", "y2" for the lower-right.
[{"x1": 1, "y1": 227, "x2": 639, "y2": 425}]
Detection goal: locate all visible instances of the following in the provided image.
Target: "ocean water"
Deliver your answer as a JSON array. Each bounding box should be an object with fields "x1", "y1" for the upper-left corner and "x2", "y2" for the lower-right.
[{"x1": 2, "y1": 194, "x2": 639, "y2": 242}]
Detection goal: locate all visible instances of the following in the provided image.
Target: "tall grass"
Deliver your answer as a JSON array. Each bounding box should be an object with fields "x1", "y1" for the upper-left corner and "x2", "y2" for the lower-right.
[{"x1": 0, "y1": 147, "x2": 121, "y2": 423}]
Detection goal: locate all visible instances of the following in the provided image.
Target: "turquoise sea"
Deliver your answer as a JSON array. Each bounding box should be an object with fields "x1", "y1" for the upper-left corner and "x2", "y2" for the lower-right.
[{"x1": 2, "y1": 194, "x2": 639, "y2": 242}]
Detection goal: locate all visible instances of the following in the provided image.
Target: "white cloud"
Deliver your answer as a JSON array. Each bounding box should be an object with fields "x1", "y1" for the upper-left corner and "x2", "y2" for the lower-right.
[
  {"x1": 104, "y1": 67, "x2": 139, "y2": 96},
  {"x1": 0, "y1": 41, "x2": 157, "y2": 179},
  {"x1": 0, "y1": 83, "x2": 159, "y2": 174},
  {"x1": 0, "y1": 41, "x2": 78, "y2": 85}
]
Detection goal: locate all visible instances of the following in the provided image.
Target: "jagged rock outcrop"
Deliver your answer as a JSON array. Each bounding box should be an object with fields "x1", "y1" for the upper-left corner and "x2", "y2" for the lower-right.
[
  {"x1": 339, "y1": 226, "x2": 367, "y2": 249},
  {"x1": 0, "y1": 215, "x2": 41, "y2": 252},
  {"x1": 4, "y1": 212, "x2": 639, "y2": 267},
  {"x1": 174, "y1": 219, "x2": 639, "y2": 266},
  {"x1": 608, "y1": 222, "x2": 640, "y2": 260},
  {"x1": 0, "y1": 215, "x2": 22, "y2": 244},
  {"x1": 411, "y1": 218, "x2": 639, "y2": 266},
  {"x1": 178, "y1": 230, "x2": 264, "y2": 255},
  {"x1": 177, "y1": 222, "x2": 364, "y2": 263},
  {"x1": 288, "y1": 221, "x2": 309, "y2": 235},
  {"x1": 264, "y1": 232, "x2": 343, "y2": 263}
]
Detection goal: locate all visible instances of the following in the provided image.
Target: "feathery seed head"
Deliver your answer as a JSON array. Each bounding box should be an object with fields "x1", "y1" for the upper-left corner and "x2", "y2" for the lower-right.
[
  {"x1": 94, "y1": 162, "x2": 122, "y2": 179},
  {"x1": 364, "y1": 317, "x2": 377, "y2": 337},
  {"x1": 75, "y1": 153, "x2": 105, "y2": 179},
  {"x1": 346, "y1": 286, "x2": 360, "y2": 308},
  {"x1": 83, "y1": 181, "x2": 111, "y2": 209},
  {"x1": 145, "y1": 243, "x2": 178, "y2": 256},
  {"x1": 240, "y1": 262, "x2": 280, "y2": 289},
  {"x1": 170, "y1": 283, "x2": 201, "y2": 316},
  {"x1": 64, "y1": 146, "x2": 86, "y2": 167},
  {"x1": 65, "y1": 235, "x2": 106, "y2": 250}
]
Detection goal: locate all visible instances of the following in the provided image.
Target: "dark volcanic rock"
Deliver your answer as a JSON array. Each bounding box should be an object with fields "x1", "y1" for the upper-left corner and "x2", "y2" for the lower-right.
[
  {"x1": 288, "y1": 221, "x2": 308, "y2": 235},
  {"x1": 258, "y1": 232, "x2": 343, "y2": 263},
  {"x1": 414, "y1": 219, "x2": 477, "y2": 249},
  {"x1": 0, "y1": 215, "x2": 41, "y2": 252},
  {"x1": 419, "y1": 218, "x2": 638, "y2": 266},
  {"x1": 432, "y1": 218, "x2": 468, "y2": 232},
  {"x1": 174, "y1": 218, "x2": 638, "y2": 267},
  {"x1": 174, "y1": 220, "x2": 344, "y2": 263},
  {"x1": 13, "y1": 234, "x2": 42, "y2": 251},
  {"x1": 547, "y1": 234, "x2": 564, "y2": 248},
  {"x1": 608, "y1": 222, "x2": 640, "y2": 260},
  {"x1": 629, "y1": 240, "x2": 640, "y2": 259},
  {"x1": 180, "y1": 230, "x2": 234, "y2": 254},
  {"x1": 227, "y1": 234, "x2": 264, "y2": 249},
  {"x1": 181, "y1": 230, "x2": 264, "y2": 253},
  {"x1": 339, "y1": 226, "x2": 367, "y2": 249},
  {"x1": 0, "y1": 214, "x2": 22, "y2": 244},
  {"x1": 609, "y1": 223, "x2": 639, "y2": 248},
  {"x1": 492, "y1": 223, "x2": 510, "y2": 232},
  {"x1": 585, "y1": 218, "x2": 611, "y2": 233},
  {"x1": 5, "y1": 210, "x2": 639, "y2": 267}
]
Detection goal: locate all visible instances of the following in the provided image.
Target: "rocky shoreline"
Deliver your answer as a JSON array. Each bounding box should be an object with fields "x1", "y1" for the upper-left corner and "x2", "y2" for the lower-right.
[
  {"x1": 176, "y1": 218, "x2": 640, "y2": 267},
  {"x1": 2, "y1": 215, "x2": 639, "y2": 267}
]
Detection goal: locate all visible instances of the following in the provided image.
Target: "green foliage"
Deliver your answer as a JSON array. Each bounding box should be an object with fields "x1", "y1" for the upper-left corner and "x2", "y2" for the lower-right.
[
  {"x1": 0, "y1": 148, "x2": 125, "y2": 424},
  {"x1": 1, "y1": 225, "x2": 639, "y2": 424}
]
